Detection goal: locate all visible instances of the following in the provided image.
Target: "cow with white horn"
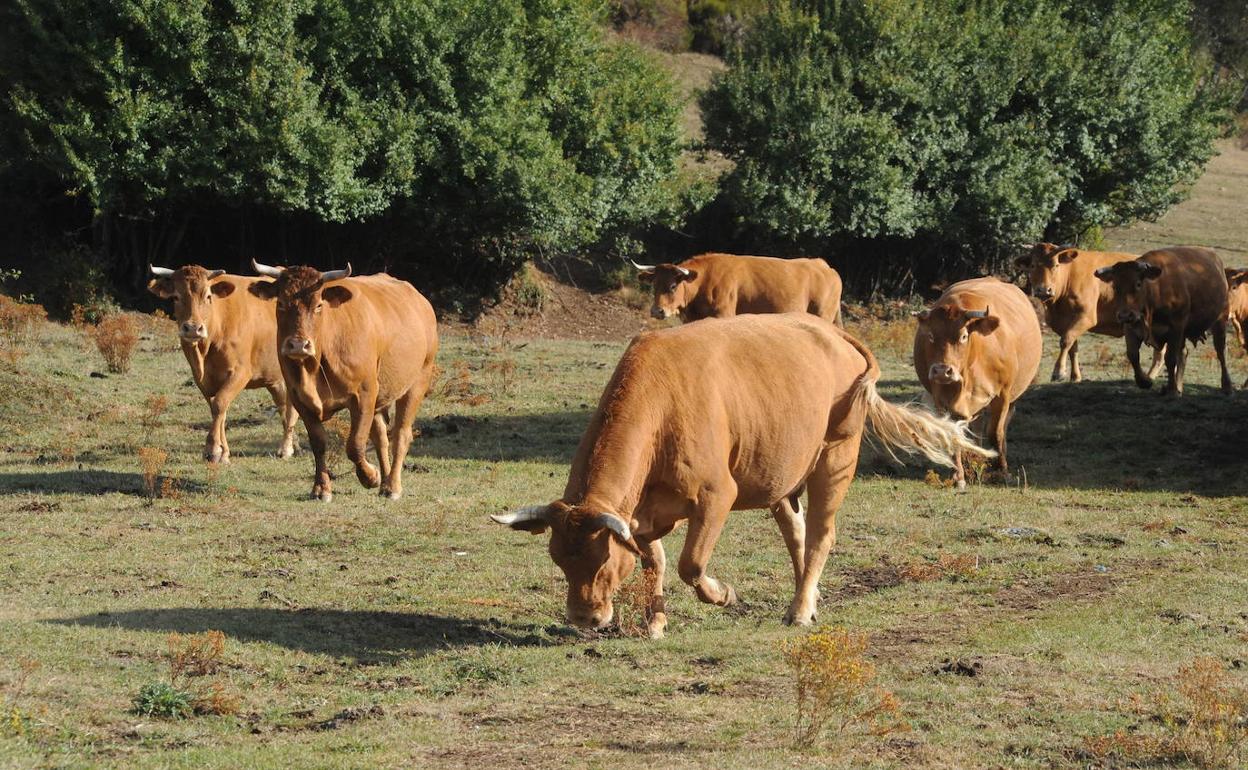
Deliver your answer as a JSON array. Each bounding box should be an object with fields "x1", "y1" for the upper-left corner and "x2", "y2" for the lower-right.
[
  {"x1": 494, "y1": 314, "x2": 991, "y2": 637},
  {"x1": 249, "y1": 260, "x2": 438, "y2": 501},
  {"x1": 147, "y1": 263, "x2": 299, "y2": 462}
]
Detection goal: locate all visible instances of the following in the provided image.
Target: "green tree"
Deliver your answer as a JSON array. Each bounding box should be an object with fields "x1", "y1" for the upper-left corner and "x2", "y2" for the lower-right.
[{"x1": 700, "y1": 0, "x2": 1234, "y2": 289}]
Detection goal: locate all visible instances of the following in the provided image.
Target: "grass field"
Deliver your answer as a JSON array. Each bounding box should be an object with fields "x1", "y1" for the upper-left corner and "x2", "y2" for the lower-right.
[{"x1": 2, "y1": 310, "x2": 1246, "y2": 769}]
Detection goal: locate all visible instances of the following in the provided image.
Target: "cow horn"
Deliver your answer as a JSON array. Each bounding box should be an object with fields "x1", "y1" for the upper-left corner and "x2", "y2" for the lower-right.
[
  {"x1": 964, "y1": 308, "x2": 989, "y2": 320},
  {"x1": 490, "y1": 505, "x2": 553, "y2": 528},
  {"x1": 589, "y1": 512, "x2": 632, "y2": 543},
  {"x1": 206, "y1": 269, "x2": 226, "y2": 279},
  {"x1": 630, "y1": 260, "x2": 656, "y2": 272},
  {"x1": 912, "y1": 309, "x2": 931, "y2": 321},
  {"x1": 320, "y1": 263, "x2": 352, "y2": 282},
  {"x1": 149, "y1": 264, "x2": 174, "y2": 277},
  {"x1": 675, "y1": 266, "x2": 692, "y2": 277},
  {"x1": 252, "y1": 259, "x2": 285, "y2": 278}
]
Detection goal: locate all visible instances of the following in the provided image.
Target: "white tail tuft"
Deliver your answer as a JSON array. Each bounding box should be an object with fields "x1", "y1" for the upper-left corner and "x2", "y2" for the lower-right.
[{"x1": 858, "y1": 378, "x2": 995, "y2": 469}]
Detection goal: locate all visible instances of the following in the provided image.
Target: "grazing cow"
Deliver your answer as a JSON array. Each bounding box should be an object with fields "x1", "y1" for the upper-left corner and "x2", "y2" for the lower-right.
[
  {"x1": 1094, "y1": 247, "x2": 1233, "y2": 396},
  {"x1": 492, "y1": 314, "x2": 989, "y2": 636},
  {"x1": 1225, "y1": 268, "x2": 1248, "y2": 386},
  {"x1": 913, "y1": 277, "x2": 1042, "y2": 487},
  {"x1": 1015, "y1": 243, "x2": 1164, "y2": 383},
  {"x1": 632, "y1": 253, "x2": 842, "y2": 324},
  {"x1": 147, "y1": 265, "x2": 298, "y2": 463},
  {"x1": 250, "y1": 262, "x2": 438, "y2": 501}
]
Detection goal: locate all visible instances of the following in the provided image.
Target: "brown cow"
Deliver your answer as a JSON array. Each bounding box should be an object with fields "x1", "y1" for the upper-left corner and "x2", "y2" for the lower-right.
[
  {"x1": 147, "y1": 265, "x2": 298, "y2": 463},
  {"x1": 1225, "y1": 267, "x2": 1248, "y2": 386},
  {"x1": 1015, "y1": 243, "x2": 1164, "y2": 383},
  {"x1": 493, "y1": 314, "x2": 990, "y2": 636},
  {"x1": 913, "y1": 277, "x2": 1042, "y2": 487},
  {"x1": 250, "y1": 262, "x2": 438, "y2": 501},
  {"x1": 1094, "y1": 247, "x2": 1233, "y2": 396},
  {"x1": 633, "y1": 253, "x2": 842, "y2": 324}
]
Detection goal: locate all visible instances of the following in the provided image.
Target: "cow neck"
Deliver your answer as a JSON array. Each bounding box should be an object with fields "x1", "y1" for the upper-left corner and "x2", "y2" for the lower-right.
[{"x1": 181, "y1": 339, "x2": 209, "y2": 385}]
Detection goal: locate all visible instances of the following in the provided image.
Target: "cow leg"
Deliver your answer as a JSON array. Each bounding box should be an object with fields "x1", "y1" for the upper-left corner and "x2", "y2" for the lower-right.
[
  {"x1": 770, "y1": 494, "x2": 807, "y2": 601},
  {"x1": 1126, "y1": 332, "x2": 1152, "y2": 389},
  {"x1": 986, "y1": 395, "x2": 1011, "y2": 475},
  {"x1": 346, "y1": 391, "x2": 382, "y2": 489},
  {"x1": 637, "y1": 538, "x2": 668, "y2": 639},
  {"x1": 1146, "y1": 343, "x2": 1166, "y2": 381},
  {"x1": 265, "y1": 382, "x2": 298, "y2": 459},
  {"x1": 302, "y1": 414, "x2": 333, "y2": 502},
  {"x1": 787, "y1": 439, "x2": 860, "y2": 626},
  {"x1": 677, "y1": 480, "x2": 739, "y2": 608},
  {"x1": 1161, "y1": 331, "x2": 1186, "y2": 396},
  {"x1": 1212, "y1": 320, "x2": 1233, "y2": 396},
  {"x1": 1068, "y1": 338, "x2": 1082, "y2": 383},
  {"x1": 205, "y1": 374, "x2": 247, "y2": 464},
  {"x1": 370, "y1": 412, "x2": 392, "y2": 481},
  {"x1": 381, "y1": 365, "x2": 433, "y2": 500},
  {"x1": 1052, "y1": 332, "x2": 1078, "y2": 382}
]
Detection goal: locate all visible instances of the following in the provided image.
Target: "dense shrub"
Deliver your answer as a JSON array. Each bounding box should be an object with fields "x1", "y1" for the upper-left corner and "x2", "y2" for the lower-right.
[
  {"x1": 0, "y1": 0, "x2": 685, "y2": 293},
  {"x1": 701, "y1": 0, "x2": 1235, "y2": 291}
]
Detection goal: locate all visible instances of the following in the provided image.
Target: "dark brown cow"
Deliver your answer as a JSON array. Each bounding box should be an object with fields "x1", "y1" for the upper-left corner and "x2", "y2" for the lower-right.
[
  {"x1": 1094, "y1": 247, "x2": 1233, "y2": 396},
  {"x1": 147, "y1": 265, "x2": 298, "y2": 463},
  {"x1": 633, "y1": 253, "x2": 842, "y2": 323},
  {"x1": 913, "y1": 277, "x2": 1042, "y2": 487},
  {"x1": 1015, "y1": 242, "x2": 1164, "y2": 382},
  {"x1": 493, "y1": 314, "x2": 990, "y2": 636},
  {"x1": 1225, "y1": 267, "x2": 1248, "y2": 387},
  {"x1": 251, "y1": 262, "x2": 438, "y2": 501}
]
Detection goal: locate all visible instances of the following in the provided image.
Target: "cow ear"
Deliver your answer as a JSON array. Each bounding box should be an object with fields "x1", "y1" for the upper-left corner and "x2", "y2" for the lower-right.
[
  {"x1": 1227, "y1": 268, "x2": 1248, "y2": 288},
  {"x1": 322, "y1": 285, "x2": 353, "y2": 307},
  {"x1": 969, "y1": 315, "x2": 1000, "y2": 335},
  {"x1": 249, "y1": 281, "x2": 278, "y2": 300},
  {"x1": 637, "y1": 270, "x2": 655, "y2": 284},
  {"x1": 147, "y1": 278, "x2": 175, "y2": 298},
  {"x1": 680, "y1": 269, "x2": 699, "y2": 283},
  {"x1": 1140, "y1": 262, "x2": 1163, "y2": 280},
  {"x1": 1055, "y1": 249, "x2": 1078, "y2": 264},
  {"x1": 1013, "y1": 255, "x2": 1032, "y2": 269},
  {"x1": 1094, "y1": 266, "x2": 1114, "y2": 283},
  {"x1": 912, "y1": 308, "x2": 930, "y2": 321},
  {"x1": 210, "y1": 280, "x2": 236, "y2": 298}
]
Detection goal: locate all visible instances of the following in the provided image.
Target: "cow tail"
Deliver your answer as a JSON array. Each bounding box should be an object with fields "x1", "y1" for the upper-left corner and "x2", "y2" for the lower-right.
[{"x1": 838, "y1": 330, "x2": 995, "y2": 469}]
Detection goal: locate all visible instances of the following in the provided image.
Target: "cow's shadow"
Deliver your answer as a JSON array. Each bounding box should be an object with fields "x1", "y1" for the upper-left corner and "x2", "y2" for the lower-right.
[
  {"x1": 0, "y1": 470, "x2": 206, "y2": 497},
  {"x1": 412, "y1": 410, "x2": 591, "y2": 464},
  {"x1": 865, "y1": 378, "x2": 1248, "y2": 497},
  {"x1": 50, "y1": 607, "x2": 556, "y2": 663}
]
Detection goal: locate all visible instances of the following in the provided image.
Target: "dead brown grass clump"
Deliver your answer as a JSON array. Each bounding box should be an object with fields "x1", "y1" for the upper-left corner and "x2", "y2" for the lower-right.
[
  {"x1": 1083, "y1": 657, "x2": 1248, "y2": 768},
  {"x1": 0, "y1": 294, "x2": 47, "y2": 364},
  {"x1": 780, "y1": 627, "x2": 907, "y2": 749},
  {"x1": 137, "y1": 446, "x2": 169, "y2": 498},
  {"x1": 900, "y1": 553, "x2": 980, "y2": 583},
  {"x1": 611, "y1": 567, "x2": 659, "y2": 638},
  {"x1": 89, "y1": 313, "x2": 139, "y2": 373}
]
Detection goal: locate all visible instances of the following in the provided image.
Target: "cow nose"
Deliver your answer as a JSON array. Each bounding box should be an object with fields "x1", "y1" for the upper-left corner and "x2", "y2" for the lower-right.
[
  {"x1": 567, "y1": 607, "x2": 612, "y2": 629},
  {"x1": 180, "y1": 322, "x2": 205, "y2": 339},
  {"x1": 1032, "y1": 286, "x2": 1054, "y2": 299},
  {"x1": 282, "y1": 337, "x2": 315, "y2": 358},
  {"x1": 1117, "y1": 310, "x2": 1140, "y2": 324},
  {"x1": 650, "y1": 307, "x2": 666, "y2": 320},
  {"x1": 929, "y1": 363, "x2": 959, "y2": 384}
]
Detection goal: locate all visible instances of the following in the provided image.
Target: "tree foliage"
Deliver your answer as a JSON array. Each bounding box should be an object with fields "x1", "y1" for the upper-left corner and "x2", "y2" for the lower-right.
[
  {"x1": 0, "y1": 0, "x2": 685, "y2": 292},
  {"x1": 700, "y1": 0, "x2": 1235, "y2": 289}
]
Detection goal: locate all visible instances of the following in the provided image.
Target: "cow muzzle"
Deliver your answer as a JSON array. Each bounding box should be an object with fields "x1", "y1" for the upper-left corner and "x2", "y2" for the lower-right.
[
  {"x1": 1117, "y1": 309, "x2": 1143, "y2": 324},
  {"x1": 650, "y1": 306, "x2": 669, "y2": 320},
  {"x1": 281, "y1": 337, "x2": 315, "y2": 359},
  {"x1": 179, "y1": 322, "x2": 207, "y2": 341},
  {"x1": 928, "y1": 363, "x2": 960, "y2": 385},
  {"x1": 567, "y1": 604, "x2": 613, "y2": 630},
  {"x1": 1031, "y1": 285, "x2": 1054, "y2": 301}
]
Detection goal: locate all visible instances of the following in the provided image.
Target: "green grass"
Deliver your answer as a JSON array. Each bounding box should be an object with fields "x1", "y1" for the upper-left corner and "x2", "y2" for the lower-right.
[{"x1": 1, "y1": 319, "x2": 1246, "y2": 768}]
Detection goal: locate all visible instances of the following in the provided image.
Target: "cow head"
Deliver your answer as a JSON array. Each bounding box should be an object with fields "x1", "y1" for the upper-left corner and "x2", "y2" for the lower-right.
[
  {"x1": 492, "y1": 502, "x2": 641, "y2": 629},
  {"x1": 1014, "y1": 243, "x2": 1077, "y2": 303},
  {"x1": 913, "y1": 304, "x2": 1000, "y2": 396},
  {"x1": 1094, "y1": 259, "x2": 1162, "y2": 329},
  {"x1": 146, "y1": 265, "x2": 229, "y2": 343},
  {"x1": 1226, "y1": 268, "x2": 1248, "y2": 320},
  {"x1": 632, "y1": 260, "x2": 700, "y2": 320},
  {"x1": 249, "y1": 262, "x2": 352, "y2": 360}
]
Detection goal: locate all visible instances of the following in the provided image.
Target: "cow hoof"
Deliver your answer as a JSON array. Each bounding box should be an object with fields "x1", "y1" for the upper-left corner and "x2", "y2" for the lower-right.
[
  {"x1": 1050, "y1": 372, "x2": 1065, "y2": 383},
  {"x1": 1135, "y1": 376, "x2": 1153, "y2": 390},
  {"x1": 955, "y1": 479, "x2": 967, "y2": 491},
  {"x1": 205, "y1": 448, "x2": 227, "y2": 463},
  {"x1": 277, "y1": 445, "x2": 295, "y2": 459},
  {"x1": 647, "y1": 612, "x2": 667, "y2": 640},
  {"x1": 356, "y1": 464, "x2": 381, "y2": 489},
  {"x1": 719, "y1": 584, "x2": 738, "y2": 607},
  {"x1": 312, "y1": 488, "x2": 333, "y2": 503},
  {"x1": 785, "y1": 609, "x2": 815, "y2": 627},
  {"x1": 380, "y1": 488, "x2": 401, "y2": 501}
]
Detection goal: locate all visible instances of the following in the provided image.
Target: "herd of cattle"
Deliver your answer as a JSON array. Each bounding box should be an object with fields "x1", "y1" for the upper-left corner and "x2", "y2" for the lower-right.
[{"x1": 145, "y1": 243, "x2": 1248, "y2": 636}]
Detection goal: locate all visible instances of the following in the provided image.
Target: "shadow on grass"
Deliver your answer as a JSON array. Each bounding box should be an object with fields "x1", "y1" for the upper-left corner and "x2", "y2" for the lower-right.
[
  {"x1": 0, "y1": 470, "x2": 206, "y2": 497},
  {"x1": 414, "y1": 410, "x2": 592, "y2": 464},
  {"x1": 865, "y1": 378, "x2": 1248, "y2": 497},
  {"x1": 51, "y1": 607, "x2": 557, "y2": 663}
]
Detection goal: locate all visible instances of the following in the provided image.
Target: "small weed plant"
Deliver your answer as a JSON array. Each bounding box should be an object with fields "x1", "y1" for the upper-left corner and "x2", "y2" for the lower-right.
[
  {"x1": 132, "y1": 631, "x2": 239, "y2": 719},
  {"x1": 137, "y1": 446, "x2": 169, "y2": 498},
  {"x1": 90, "y1": 313, "x2": 139, "y2": 373},
  {"x1": 0, "y1": 294, "x2": 47, "y2": 365},
  {"x1": 780, "y1": 627, "x2": 907, "y2": 749}
]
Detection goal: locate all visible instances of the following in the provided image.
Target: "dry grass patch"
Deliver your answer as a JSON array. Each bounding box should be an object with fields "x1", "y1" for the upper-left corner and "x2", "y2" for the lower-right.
[{"x1": 88, "y1": 313, "x2": 139, "y2": 373}]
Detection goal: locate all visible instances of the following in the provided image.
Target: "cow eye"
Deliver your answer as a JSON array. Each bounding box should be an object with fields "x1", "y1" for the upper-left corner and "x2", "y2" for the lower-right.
[
  {"x1": 959, "y1": 330, "x2": 969, "y2": 343},
  {"x1": 1135, "y1": 280, "x2": 1142, "y2": 290},
  {"x1": 315, "y1": 302, "x2": 323, "y2": 313},
  {"x1": 927, "y1": 332, "x2": 935, "y2": 343}
]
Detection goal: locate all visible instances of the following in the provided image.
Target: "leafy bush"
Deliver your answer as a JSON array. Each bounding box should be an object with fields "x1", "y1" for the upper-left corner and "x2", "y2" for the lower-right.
[
  {"x1": 0, "y1": 0, "x2": 686, "y2": 293},
  {"x1": 701, "y1": 0, "x2": 1235, "y2": 291}
]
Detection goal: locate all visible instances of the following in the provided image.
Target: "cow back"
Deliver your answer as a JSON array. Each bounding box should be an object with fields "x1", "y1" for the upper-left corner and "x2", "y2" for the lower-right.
[
  {"x1": 684, "y1": 253, "x2": 841, "y2": 320},
  {"x1": 1139, "y1": 247, "x2": 1229, "y2": 339}
]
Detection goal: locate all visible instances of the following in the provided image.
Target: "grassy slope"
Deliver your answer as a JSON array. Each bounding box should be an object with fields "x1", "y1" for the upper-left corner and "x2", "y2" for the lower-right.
[{"x1": 1, "y1": 315, "x2": 1245, "y2": 769}]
